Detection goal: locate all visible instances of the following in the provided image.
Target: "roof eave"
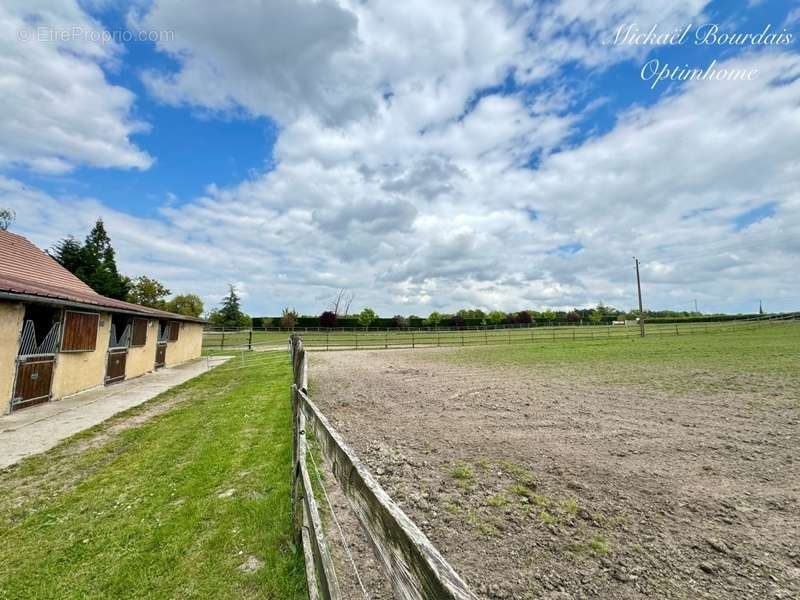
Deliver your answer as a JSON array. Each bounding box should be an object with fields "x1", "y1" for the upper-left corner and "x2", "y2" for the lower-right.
[{"x1": 0, "y1": 290, "x2": 207, "y2": 324}]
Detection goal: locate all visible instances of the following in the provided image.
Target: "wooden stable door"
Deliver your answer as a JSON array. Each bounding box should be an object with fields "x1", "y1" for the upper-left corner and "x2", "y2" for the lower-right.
[
  {"x1": 13, "y1": 357, "x2": 55, "y2": 410},
  {"x1": 105, "y1": 349, "x2": 127, "y2": 384},
  {"x1": 155, "y1": 343, "x2": 166, "y2": 369}
]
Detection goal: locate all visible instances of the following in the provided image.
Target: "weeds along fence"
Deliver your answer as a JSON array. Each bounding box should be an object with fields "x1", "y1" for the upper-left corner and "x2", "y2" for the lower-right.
[
  {"x1": 289, "y1": 336, "x2": 478, "y2": 600},
  {"x1": 205, "y1": 312, "x2": 798, "y2": 353}
]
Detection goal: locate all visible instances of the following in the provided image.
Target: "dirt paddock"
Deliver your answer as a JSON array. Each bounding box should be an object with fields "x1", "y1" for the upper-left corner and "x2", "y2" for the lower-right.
[{"x1": 310, "y1": 347, "x2": 799, "y2": 600}]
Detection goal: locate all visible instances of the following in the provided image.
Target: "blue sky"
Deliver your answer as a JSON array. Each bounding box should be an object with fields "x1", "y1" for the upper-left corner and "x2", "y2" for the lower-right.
[
  {"x1": 12, "y1": 2, "x2": 279, "y2": 216},
  {"x1": 1, "y1": 0, "x2": 798, "y2": 316}
]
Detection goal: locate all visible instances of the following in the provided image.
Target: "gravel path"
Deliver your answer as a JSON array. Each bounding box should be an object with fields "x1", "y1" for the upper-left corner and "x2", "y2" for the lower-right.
[{"x1": 309, "y1": 348, "x2": 799, "y2": 600}]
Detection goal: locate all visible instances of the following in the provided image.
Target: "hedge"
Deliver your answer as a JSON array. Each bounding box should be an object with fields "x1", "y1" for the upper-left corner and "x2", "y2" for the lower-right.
[{"x1": 251, "y1": 312, "x2": 762, "y2": 329}]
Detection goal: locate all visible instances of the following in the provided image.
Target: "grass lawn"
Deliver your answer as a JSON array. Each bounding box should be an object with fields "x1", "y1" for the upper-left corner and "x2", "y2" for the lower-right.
[
  {"x1": 445, "y1": 321, "x2": 800, "y2": 397},
  {"x1": 203, "y1": 330, "x2": 290, "y2": 355},
  {"x1": 0, "y1": 359, "x2": 306, "y2": 599}
]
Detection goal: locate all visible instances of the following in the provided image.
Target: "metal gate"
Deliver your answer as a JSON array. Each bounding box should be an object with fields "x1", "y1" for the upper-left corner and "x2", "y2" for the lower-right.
[
  {"x1": 155, "y1": 343, "x2": 166, "y2": 369},
  {"x1": 105, "y1": 349, "x2": 127, "y2": 384},
  {"x1": 155, "y1": 320, "x2": 169, "y2": 369},
  {"x1": 13, "y1": 356, "x2": 56, "y2": 410},
  {"x1": 12, "y1": 319, "x2": 60, "y2": 411},
  {"x1": 106, "y1": 323, "x2": 130, "y2": 385}
]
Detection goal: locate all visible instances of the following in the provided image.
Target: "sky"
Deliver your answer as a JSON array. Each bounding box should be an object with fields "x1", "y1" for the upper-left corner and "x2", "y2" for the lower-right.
[{"x1": 1, "y1": 0, "x2": 798, "y2": 317}]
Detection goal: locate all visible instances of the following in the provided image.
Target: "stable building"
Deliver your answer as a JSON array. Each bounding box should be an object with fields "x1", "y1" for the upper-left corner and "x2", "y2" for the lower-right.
[{"x1": 0, "y1": 229, "x2": 205, "y2": 413}]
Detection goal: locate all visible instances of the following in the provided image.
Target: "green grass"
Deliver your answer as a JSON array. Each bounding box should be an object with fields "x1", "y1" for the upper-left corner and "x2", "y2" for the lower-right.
[
  {"x1": 203, "y1": 331, "x2": 290, "y2": 355},
  {"x1": 570, "y1": 534, "x2": 610, "y2": 557},
  {"x1": 485, "y1": 493, "x2": 510, "y2": 508},
  {"x1": 588, "y1": 535, "x2": 610, "y2": 556},
  {"x1": 444, "y1": 322, "x2": 800, "y2": 396},
  {"x1": 0, "y1": 361, "x2": 306, "y2": 599},
  {"x1": 451, "y1": 462, "x2": 476, "y2": 489}
]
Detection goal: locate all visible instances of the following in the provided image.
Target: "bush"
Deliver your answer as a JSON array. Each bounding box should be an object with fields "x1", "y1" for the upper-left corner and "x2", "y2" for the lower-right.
[
  {"x1": 425, "y1": 311, "x2": 444, "y2": 327},
  {"x1": 448, "y1": 314, "x2": 465, "y2": 328},
  {"x1": 408, "y1": 315, "x2": 425, "y2": 328},
  {"x1": 457, "y1": 308, "x2": 486, "y2": 320},
  {"x1": 514, "y1": 310, "x2": 532, "y2": 324},
  {"x1": 357, "y1": 307, "x2": 377, "y2": 327},
  {"x1": 319, "y1": 311, "x2": 337, "y2": 328},
  {"x1": 487, "y1": 310, "x2": 507, "y2": 325},
  {"x1": 280, "y1": 307, "x2": 298, "y2": 329}
]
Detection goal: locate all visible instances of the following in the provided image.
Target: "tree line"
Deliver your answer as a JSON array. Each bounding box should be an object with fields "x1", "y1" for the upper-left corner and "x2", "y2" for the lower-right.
[
  {"x1": 44, "y1": 218, "x2": 253, "y2": 326},
  {"x1": 22, "y1": 217, "x2": 740, "y2": 330},
  {"x1": 49, "y1": 219, "x2": 204, "y2": 318},
  {"x1": 251, "y1": 302, "x2": 717, "y2": 330}
]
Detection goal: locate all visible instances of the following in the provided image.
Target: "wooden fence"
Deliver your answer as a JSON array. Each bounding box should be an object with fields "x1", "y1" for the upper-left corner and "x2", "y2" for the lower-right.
[
  {"x1": 207, "y1": 313, "x2": 797, "y2": 352},
  {"x1": 289, "y1": 336, "x2": 478, "y2": 600}
]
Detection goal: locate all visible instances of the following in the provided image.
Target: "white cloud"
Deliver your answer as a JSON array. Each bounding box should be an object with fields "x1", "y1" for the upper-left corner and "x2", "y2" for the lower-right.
[
  {"x1": 137, "y1": 0, "x2": 714, "y2": 124},
  {"x1": 0, "y1": 1, "x2": 152, "y2": 173},
  {"x1": 784, "y1": 8, "x2": 800, "y2": 27},
  {"x1": 8, "y1": 49, "x2": 800, "y2": 315},
  {"x1": 4, "y1": 0, "x2": 798, "y2": 316},
  {"x1": 136, "y1": 0, "x2": 368, "y2": 124}
]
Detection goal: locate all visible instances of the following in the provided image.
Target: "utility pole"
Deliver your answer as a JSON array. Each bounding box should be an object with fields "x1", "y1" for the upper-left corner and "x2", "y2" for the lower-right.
[
  {"x1": 634, "y1": 257, "x2": 645, "y2": 337},
  {"x1": 694, "y1": 299, "x2": 698, "y2": 314}
]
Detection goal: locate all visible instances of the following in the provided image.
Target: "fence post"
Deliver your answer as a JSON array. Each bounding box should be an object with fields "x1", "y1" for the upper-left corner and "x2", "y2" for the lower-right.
[
  {"x1": 248, "y1": 329, "x2": 253, "y2": 351},
  {"x1": 221, "y1": 331, "x2": 225, "y2": 350},
  {"x1": 484, "y1": 327, "x2": 488, "y2": 345},
  {"x1": 385, "y1": 329, "x2": 388, "y2": 350},
  {"x1": 412, "y1": 331, "x2": 415, "y2": 348},
  {"x1": 291, "y1": 384, "x2": 298, "y2": 474}
]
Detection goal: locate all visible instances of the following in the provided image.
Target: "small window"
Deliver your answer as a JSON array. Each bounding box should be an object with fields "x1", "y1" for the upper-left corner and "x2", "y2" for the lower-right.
[
  {"x1": 109, "y1": 313, "x2": 132, "y2": 349},
  {"x1": 61, "y1": 311, "x2": 99, "y2": 352},
  {"x1": 157, "y1": 320, "x2": 169, "y2": 343},
  {"x1": 168, "y1": 320, "x2": 181, "y2": 342},
  {"x1": 131, "y1": 318, "x2": 148, "y2": 347}
]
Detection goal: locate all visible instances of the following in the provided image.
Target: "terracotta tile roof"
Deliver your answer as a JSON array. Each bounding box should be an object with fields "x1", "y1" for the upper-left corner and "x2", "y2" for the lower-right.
[{"x1": 0, "y1": 229, "x2": 205, "y2": 323}]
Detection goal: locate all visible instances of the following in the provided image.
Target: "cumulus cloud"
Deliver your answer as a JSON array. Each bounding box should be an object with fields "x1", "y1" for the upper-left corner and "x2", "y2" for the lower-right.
[
  {"x1": 0, "y1": 1, "x2": 152, "y2": 173},
  {"x1": 10, "y1": 48, "x2": 800, "y2": 315},
  {"x1": 135, "y1": 0, "x2": 370, "y2": 124},
  {"x1": 5, "y1": 0, "x2": 798, "y2": 316}
]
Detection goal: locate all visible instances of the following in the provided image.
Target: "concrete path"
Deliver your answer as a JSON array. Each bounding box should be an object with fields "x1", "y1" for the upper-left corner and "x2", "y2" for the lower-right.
[{"x1": 0, "y1": 356, "x2": 230, "y2": 469}]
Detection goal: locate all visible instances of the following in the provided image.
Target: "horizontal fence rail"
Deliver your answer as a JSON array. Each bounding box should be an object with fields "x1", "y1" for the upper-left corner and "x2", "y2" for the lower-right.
[{"x1": 290, "y1": 337, "x2": 478, "y2": 600}]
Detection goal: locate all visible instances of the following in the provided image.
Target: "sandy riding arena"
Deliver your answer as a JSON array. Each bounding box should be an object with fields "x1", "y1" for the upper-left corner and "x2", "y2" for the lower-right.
[{"x1": 310, "y1": 328, "x2": 799, "y2": 600}]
